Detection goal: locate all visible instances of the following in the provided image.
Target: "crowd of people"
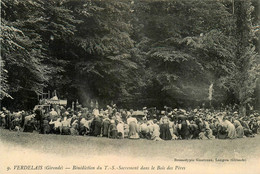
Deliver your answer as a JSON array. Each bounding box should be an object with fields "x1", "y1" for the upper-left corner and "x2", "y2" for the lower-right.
[{"x1": 0, "y1": 103, "x2": 259, "y2": 141}]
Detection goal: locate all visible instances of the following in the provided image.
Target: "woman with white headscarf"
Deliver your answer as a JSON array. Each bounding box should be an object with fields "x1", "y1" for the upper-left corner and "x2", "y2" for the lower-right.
[{"x1": 127, "y1": 115, "x2": 139, "y2": 139}]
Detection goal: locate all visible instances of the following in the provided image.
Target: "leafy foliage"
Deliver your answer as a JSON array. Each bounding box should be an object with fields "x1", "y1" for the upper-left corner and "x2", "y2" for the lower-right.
[{"x1": 1, "y1": 0, "x2": 259, "y2": 110}]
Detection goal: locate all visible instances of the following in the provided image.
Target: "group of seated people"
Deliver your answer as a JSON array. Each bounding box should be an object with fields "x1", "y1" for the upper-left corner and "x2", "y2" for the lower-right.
[{"x1": 0, "y1": 104, "x2": 259, "y2": 141}]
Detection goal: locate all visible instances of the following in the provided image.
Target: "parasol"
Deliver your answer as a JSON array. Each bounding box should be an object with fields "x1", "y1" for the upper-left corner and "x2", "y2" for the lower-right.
[
  {"x1": 176, "y1": 115, "x2": 187, "y2": 120},
  {"x1": 132, "y1": 111, "x2": 145, "y2": 118}
]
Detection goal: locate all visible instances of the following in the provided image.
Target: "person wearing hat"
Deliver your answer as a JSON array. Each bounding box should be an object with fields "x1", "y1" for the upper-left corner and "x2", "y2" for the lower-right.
[{"x1": 2, "y1": 107, "x2": 7, "y2": 111}]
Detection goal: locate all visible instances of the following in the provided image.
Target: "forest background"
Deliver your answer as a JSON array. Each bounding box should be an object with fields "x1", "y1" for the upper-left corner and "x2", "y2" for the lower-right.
[{"x1": 1, "y1": 0, "x2": 260, "y2": 115}]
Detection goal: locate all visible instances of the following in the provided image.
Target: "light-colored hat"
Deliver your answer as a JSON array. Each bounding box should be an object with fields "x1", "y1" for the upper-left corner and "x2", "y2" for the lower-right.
[
  {"x1": 72, "y1": 120, "x2": 78, "y2": 126},
  {"x1": 180, "y1": 109, "x2": 186, "y2": 114}
]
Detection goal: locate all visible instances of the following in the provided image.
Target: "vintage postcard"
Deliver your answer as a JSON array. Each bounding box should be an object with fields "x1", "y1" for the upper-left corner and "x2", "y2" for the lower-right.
[{"x1": 1, "y1": 0, "x2": 259, "y2": 174}]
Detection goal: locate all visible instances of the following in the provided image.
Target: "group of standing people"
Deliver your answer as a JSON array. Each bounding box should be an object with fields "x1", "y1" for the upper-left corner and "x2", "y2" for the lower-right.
[{"x1": 0, "y1": 104, "x2": 259, "y2": 141}]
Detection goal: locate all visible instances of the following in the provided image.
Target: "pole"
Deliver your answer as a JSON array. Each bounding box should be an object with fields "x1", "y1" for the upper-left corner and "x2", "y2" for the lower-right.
[
  {"x1": 232, "y1": 0, "x2": 235, "y2": 15},
  {"x1": 208, "y1": 83, "x2": 213, "y2": 108}
]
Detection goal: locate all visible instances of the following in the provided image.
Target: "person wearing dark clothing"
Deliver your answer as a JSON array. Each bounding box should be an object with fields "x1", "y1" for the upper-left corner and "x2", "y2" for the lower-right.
[
  {"x1": 179, "y1": 119, "x2": 191, "y2": 140},
  {"x1": 189, "y1": 123, "x2": 199, "y2": 139},
  {"x1": 217, "y1": 124, "x2": 227, "y2": 139},
  {"x1": 196, "y1": 119, "x2": 206, "y2": 133},
  {"x1": 5, "y1": 112, "x2": 11, "y2": 130},
  {"x1": 93, "y1": 116, "x2": 102, "y2": 136},
  {"x1": 23, "y1": 120, "x2": 35, "y2": 133},
  {"x1": 108, "y1": 120, "x2": 117, "y2": 139},
  {"x1": 35, "y1": 108, "x2": 44, "y2": 134},
  {"x1": 209, "y1": 120, "x2": 218, "y2": 137},
  {"x1": 249, "y1": 119, "x2": 258, "y2": 134},
  {"x1": 21, "y1": 112, "x2": 26, "y2": 128},
  {"x1": 239, "y1": 119, "x2": 253, "y2": 137},
  {"x1": 11, "y1": 118, "x2": 21, "y2": 131},
  {"x1": 42, "y1": 119, "x2": 50, "y2": 134},
  {"x1": 102, "y1": 118, "x2": 110, "y2": 137},
  {"x1": 160, "y1": 123, "x2": 172, "y2": 140}
]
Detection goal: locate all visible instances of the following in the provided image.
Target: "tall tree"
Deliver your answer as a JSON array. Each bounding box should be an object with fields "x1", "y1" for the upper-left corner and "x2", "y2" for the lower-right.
[
  {"x1": 232, "y1": 0, "x2": 260, "y2": 115},
  {"x1": 1, "y1": 0, "x2": 79, "y2": 109}
]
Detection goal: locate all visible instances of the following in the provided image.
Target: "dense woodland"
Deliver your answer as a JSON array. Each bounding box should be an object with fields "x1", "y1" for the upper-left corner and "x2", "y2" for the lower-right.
[{"x1": 1, "y1": 0, "x2": 260, "y2": 113}]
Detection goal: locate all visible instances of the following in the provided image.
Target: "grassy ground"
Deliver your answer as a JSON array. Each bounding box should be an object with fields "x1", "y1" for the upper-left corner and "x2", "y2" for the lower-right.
[{"x1": 0, "y1": 128, "x2": 260, "y2": 174}]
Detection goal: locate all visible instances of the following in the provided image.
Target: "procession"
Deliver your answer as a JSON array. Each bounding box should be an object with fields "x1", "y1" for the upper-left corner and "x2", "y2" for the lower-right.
[{"x1": 1, "y1": 96, "x2": 259, "y2": 141}]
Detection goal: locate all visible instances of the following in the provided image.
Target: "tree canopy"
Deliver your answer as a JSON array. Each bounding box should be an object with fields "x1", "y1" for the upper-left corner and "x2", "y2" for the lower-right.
[{"x1": 1, "y1": 0, "x2": 260, "y2": 112}]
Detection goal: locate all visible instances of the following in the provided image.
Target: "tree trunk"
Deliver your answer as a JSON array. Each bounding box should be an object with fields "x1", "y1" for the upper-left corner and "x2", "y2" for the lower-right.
[{"x1": 239, "y1": 104, "x2": 246, "y2": 117}]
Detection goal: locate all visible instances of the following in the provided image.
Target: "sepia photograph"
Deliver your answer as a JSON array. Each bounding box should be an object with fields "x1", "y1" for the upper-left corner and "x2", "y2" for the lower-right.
[{"x1": 0, "y1": 0, "x2": 260, "y2": 174}]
